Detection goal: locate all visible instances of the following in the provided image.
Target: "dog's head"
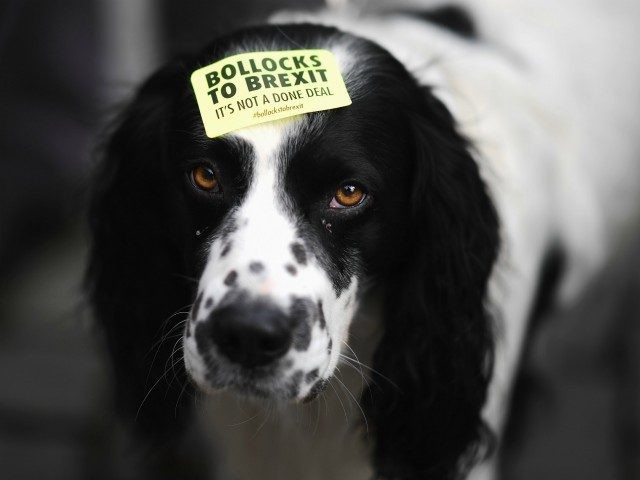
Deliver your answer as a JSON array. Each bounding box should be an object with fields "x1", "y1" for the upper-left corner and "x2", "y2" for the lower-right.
[
  {"x1": 177, "y1": 26, "x2": 421, "y2": 402},
  {"x1": 89, "y1": 23, "x2": 499, "y2": 478}
]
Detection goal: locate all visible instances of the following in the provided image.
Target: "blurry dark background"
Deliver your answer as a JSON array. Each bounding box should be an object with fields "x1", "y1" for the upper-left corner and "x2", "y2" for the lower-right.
[{"x1": 0, "y1": 1, "x2": 638, "y2": 479}]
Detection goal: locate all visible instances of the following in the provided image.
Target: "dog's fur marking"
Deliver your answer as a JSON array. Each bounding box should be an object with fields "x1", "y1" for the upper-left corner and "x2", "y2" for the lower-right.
[{"x1": 87, "y1": 4, "x2": 640, "y2": 479}]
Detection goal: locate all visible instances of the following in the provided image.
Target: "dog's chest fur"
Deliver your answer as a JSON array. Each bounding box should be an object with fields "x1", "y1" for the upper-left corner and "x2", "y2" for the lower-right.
[{"x1": 199, "y1": 294, "x2": 383, "y2": 480}]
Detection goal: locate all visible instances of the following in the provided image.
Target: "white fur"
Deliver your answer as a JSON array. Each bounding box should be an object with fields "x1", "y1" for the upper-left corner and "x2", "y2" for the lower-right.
[
  {"x1": 184, "y1": 119, "x2": 360, "y2": 400},
  {"x1": 183, "y1": 3, "x2": 640, "y2": 478},
  {"x1": 272, "y1": 3, "x2": 640, "y2": 479},
  {"x1": 198, "y1": 292, "x2": 383, "y2": 480}
]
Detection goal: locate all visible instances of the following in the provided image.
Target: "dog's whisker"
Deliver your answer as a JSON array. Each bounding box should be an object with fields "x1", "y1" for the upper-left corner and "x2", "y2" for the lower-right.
[
  {"x1": 327, "y1": 376, "x2": 349, "y2": 426},
  {"x1": 338, "y1": 353, "x2": 400, "y2": 390},
  {"x1": 333, "y1": 366, "x2": 355, "y2": 415},
  {"x1": 144, "y1": 334, "x2": 184, "y2": 388},
  {"x1": 171, "y1": 272, "x2": 200, "y2": 284},
  {"x1": 135, "y1": 369, "x2": 170, "y2": 422},
  {"x1": 227, "y1": 409, "x2": 262, "y2": 428},
  {"x1": 143, "y1": 312, "x2": 189, "y2": 361},
  {"x1": 158, "y1": 304, "x2": 193, "y2": 333},
  {"x1": 340, "y1": 341, "x2": 367, "y2": 391},
  {"x1": 312, "y1": 392, "x2": 322, "y2": 436},
  {"x1": 174, "y1": 378, "x2": 190, "y2": 419},
  {"x1": 252, "y1": 402, "x2": 273, "y2": 439},
  {"x1": 339, "y1": 355, "x2": 378, "y2": 405},
  {"x1": 338, "y1": 355, "x2": 375, "y2": 391},
  {"x1": 167, "y1": 340, "x2": 186, "y2": 386},
  {"x1": 143, "y1": 322, "x2": 188, "y2": 390},
  {"x1": 334, "y1": 370, "x2": 369, "y2": 434},
  {"x1": 145, "y1": 324, "x2": 187, "y2": 361},
  {"x1": 158, "y1": 338, "x2": 184, "y2": 391},
  {"x1": 146, "y1": 314, "x2": 189, "y2": 355}
]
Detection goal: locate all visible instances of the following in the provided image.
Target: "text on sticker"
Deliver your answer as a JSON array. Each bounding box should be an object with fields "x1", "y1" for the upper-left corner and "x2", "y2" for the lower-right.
[{"x1": 191, "y1": 49, "x2": 352, "y2": 138}]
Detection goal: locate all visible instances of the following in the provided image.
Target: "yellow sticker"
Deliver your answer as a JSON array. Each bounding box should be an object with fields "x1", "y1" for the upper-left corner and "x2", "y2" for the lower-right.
[{"x1": 190, "y1": 49, "x2": 352, "y2": 138}]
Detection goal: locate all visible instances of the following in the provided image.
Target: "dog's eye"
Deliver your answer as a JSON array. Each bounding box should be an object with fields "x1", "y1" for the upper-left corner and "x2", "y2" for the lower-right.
[
  {"x1": 330, "y1": 183, "x2": 366, "y2": 208},
  {"x1": 191, "y1": 165, "x2": 219, "y2": 192}
]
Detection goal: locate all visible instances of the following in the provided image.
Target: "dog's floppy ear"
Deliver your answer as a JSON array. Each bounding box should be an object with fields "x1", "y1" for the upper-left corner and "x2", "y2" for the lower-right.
[
  {"x1": 86, "y1": 60, "x2": 196, "y2": 447},
  {"x1": 363, "y1": 87, "x2": 500, "y2": 480}
]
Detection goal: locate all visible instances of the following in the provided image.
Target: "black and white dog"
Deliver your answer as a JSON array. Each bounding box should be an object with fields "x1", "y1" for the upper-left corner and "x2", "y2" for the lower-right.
[{"x1": 87, "y1": 2, "x2": 640, "y2": 479}]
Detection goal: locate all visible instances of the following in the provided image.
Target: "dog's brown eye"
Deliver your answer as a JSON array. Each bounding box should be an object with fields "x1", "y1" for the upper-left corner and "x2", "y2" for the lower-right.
[
  {"x1": 331, "y1": 183, "x2": 365, "y2": 208},
  {"x1": 191, "y1": 165, "x2": 218, "y2": 191}
]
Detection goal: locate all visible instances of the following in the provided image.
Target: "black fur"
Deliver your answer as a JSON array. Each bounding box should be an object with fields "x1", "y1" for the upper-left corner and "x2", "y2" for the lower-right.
[
  {"x1": 86, "y1": 57, "x2": 217, "y2": 478},
  {"x1": 413, "y1": 5, "x2": 477, "y2": 39},
  {"x1": 361, "y1": 87, "x2": 499, "y2": 479},
  {"x1": 87, "y1": 23, "x2": 499, "y2": 480}
]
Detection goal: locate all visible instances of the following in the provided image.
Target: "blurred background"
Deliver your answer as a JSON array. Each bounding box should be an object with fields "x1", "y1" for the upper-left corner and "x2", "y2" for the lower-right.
[{"x1": 0, "y1": 1, "x2": 638, "y2": 479}]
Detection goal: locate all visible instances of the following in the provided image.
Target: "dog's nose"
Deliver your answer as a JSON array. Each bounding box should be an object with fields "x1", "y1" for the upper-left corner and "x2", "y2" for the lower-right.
[{"x1": 210, "y1": 299, "x2": 293, "y2": 368}]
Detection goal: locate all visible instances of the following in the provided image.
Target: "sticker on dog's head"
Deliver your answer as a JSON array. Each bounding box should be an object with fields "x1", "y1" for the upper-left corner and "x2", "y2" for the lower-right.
[{"x1": 191, "y1": 49, "x2": 352, "y2": 137}]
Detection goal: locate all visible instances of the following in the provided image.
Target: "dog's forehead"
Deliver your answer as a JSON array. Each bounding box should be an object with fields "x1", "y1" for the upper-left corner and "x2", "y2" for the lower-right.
[
  {"x1": 219, "y1": 46, "x2": 365, "y2": 172},
  {"x1": 227, "y1": 118, "x2": 302, "y2": 166}
]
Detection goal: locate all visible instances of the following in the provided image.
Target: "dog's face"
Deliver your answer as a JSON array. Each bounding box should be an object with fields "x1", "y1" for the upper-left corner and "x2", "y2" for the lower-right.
[
  {"x1": 166, "y1": 26, "x2": 417, "y2": 402},
  {"x1": 91, "y1": 22, "x2": 499, "y2": 475}
]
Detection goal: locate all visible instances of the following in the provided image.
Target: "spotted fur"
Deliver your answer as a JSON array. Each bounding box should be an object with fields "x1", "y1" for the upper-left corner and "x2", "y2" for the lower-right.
[{"x1": 87, "y1": 3, "x2": 640, "y2": 480}]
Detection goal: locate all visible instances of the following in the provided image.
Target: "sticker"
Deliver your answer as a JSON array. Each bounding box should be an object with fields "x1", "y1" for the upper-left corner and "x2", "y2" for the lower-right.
[{"x1": 190, "y1": 49, "x2": 352, "y2": 138}]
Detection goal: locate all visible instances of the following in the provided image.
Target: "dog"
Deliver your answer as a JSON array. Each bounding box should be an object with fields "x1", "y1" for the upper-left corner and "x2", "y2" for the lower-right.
[{"x1": 87, "y1": 1, "x2": 640, "y2": 479}]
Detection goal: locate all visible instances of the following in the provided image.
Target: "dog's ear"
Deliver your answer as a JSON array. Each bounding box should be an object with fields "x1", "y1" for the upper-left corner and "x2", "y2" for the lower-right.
[
  {"x1": 363, "y1": 87, "x2": 500, "y2": 479},
  {"x1": 86, "y1": 60, "x2": 196, "y2": 446}
]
